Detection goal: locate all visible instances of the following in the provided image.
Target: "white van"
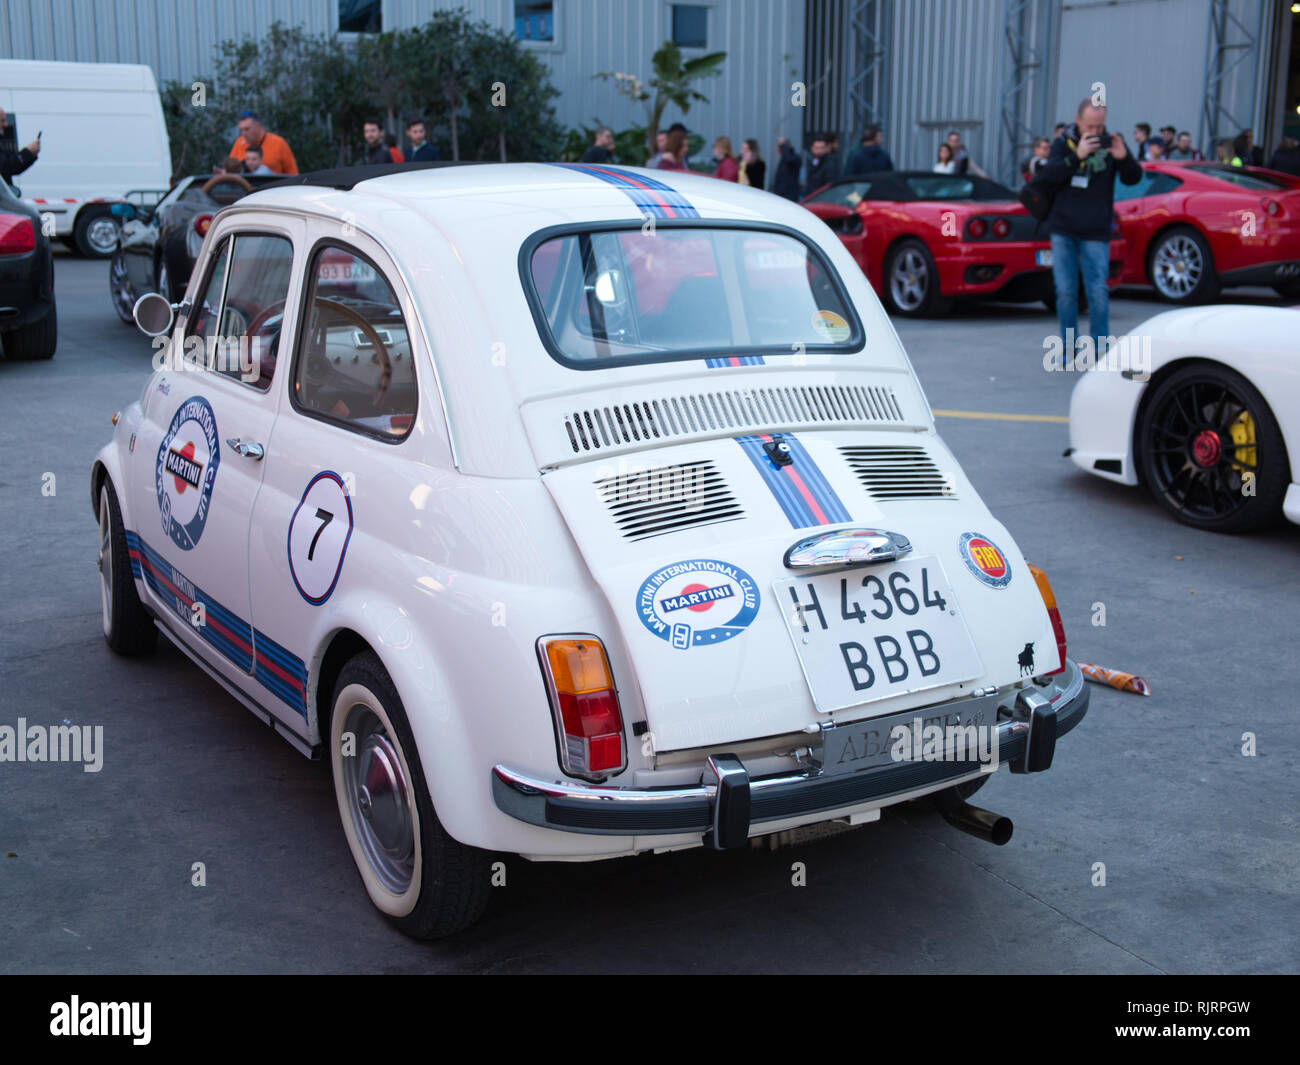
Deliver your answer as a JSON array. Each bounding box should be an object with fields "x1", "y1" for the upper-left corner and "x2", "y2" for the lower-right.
[{"x1": 0, "y1": 59, "x2": 172, "y2": 257}]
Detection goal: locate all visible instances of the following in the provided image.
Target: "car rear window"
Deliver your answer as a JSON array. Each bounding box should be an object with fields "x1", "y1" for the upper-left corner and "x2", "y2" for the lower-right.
[
  {"x1": 1195, "y1": 166, "x2": 1297, "y2": 191},
  {"x1": 524, "y1": 225, "x2": 862, "y2": 368}
]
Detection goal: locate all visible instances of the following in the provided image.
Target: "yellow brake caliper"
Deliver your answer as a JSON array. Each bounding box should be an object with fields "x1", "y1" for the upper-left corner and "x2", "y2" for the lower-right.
[{"x1": 1229, "y1": 410, "x2": 1257, "y2": 475}]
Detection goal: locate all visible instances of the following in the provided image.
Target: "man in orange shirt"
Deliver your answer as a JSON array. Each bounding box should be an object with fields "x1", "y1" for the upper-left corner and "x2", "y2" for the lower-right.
[{"x1": 228, "y1": 110, "x2": 298, "y2": 175}]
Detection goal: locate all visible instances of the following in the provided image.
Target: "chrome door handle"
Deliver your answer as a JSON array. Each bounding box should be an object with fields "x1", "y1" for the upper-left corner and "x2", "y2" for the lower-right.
[{"x1": 225, "y1": 437, "x2": 264, "y2": 460}]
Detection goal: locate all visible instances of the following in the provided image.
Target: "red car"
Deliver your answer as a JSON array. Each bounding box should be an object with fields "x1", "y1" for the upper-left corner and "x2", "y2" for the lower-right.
[
  {"x1": 802, "y1": 171, "x2": 1125, "y2": 317},
  {"x1": 1114, "y1": 162, "x2": 1300, "y2": 303}
]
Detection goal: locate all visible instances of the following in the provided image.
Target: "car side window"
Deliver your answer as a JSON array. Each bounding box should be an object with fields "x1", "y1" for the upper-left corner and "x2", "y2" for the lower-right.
[
  {"x1": 214, "y1": 234, "x2": 294, "y2": 390},
  {"x1": 187, "y1": 237, "x2": 230, "y2": 342},
  {"x1": 1114, "y1": 172, "x2": 1155, "y2": 201},
  {"x1": 292, "y1": 245, "x2": 417, "y2": 440}
]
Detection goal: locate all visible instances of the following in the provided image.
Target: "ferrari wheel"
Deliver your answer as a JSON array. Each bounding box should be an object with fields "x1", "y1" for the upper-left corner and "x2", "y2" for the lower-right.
[
  {"x1": 1138, "y1": 364, "x2": 1289, "y2": 532},
  {"x1": 330, "y1": 651, "x2": 491, "y2": 938},
  {"x1": 1148, "y1": 227, "x2": 1220, "y2": 304},
  {"x1": 110, "y1": 253, "x2": 137, "y2": 325},
  {"x1": 885, "y1": 239, "x2": 951, "y2": 317}
]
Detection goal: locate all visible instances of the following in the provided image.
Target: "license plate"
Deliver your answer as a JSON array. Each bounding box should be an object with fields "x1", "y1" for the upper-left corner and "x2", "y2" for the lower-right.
[
  {"x1": 820, "y1": 694, "x2": 1000, "y2": 777},
  {"x1": 1035, "y1": 249, "x2": 1053, "y2": 267},
  {"x1": 317, "y1": 261, "x2": 376, "y2": 283},
  {"x1": 773, "y1": 558, "x2": 983, "y2": 714}
]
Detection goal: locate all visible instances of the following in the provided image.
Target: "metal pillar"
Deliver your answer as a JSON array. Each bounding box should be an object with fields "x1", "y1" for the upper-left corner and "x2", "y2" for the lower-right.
[
  {"x1": 999, "y1": 0, "x2": 1046, "y2": 186},
  {"x1": 845, "y1": 0, "x2": 889, "y2": 141},
  {"x1": 1200, "y1": 0, "x2": 1258, "y2": 156}
]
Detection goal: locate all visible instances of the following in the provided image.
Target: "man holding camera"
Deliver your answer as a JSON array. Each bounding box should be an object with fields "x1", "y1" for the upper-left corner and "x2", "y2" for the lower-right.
[{"x1": 1040, "y1": 98, "x2": 1142, "y2": 364}]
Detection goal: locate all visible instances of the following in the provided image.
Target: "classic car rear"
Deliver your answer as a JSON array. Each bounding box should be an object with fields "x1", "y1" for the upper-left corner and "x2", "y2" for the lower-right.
[
  {"x1": 94, "y1": 163, "x2": 1086, "y2": 938},
  {"x1": 0, "y1": 175, "x2": 56, "y2": 359},
  {"x1": 803, "y1": 171, "x2": 1125, "y2": 316}
]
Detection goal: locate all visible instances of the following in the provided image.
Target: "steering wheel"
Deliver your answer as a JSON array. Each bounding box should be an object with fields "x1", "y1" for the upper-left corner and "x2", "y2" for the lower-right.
[
  {"x1": 309, "y1": 296, "x2": 393, "y2": 405},
  {"x1": 201, "y1": 173, "x2": 254, "y2": 196}
]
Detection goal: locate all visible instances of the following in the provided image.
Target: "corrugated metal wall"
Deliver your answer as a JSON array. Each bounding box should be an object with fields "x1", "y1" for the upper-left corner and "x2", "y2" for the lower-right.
[{"x1": 0, "y1": 0, "x2": 806, "y2": 163}]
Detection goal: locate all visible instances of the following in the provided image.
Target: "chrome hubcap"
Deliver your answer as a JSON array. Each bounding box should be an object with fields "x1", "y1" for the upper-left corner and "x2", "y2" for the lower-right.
[
  {"x1": 1153, "y1": 236, "x2": 1202, "y2": 298},
  {"x1": 342, "y1": 704, "x2": 415, "y2": 894},
  {"x1": 87, "y1": 217, "x2": 119, "y2": 254},
  {"x1": 111, "y1": 256, "x2": 133, "y2": 312},
  {"x1": 890, "y1": 248, "x2": 928, "y2": 310}
]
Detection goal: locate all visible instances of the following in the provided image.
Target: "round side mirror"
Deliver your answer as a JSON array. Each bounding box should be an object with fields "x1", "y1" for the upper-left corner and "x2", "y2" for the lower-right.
[{"x1": 133, "y1": 292, "x2": 175, "y2": 337}]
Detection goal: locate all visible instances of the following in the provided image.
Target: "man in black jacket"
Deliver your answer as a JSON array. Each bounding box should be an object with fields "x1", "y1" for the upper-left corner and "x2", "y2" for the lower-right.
[
  {"x1": 0, "y1": 108, "x2": 40, "y2": 184},
  {"x1": 845, "y1": 126, "x2": 894, "y2": 175},
  {"x1": 772, "y1": 136, "x2": 802, "y2": 200},
  {"x1": 1039, "y1": 98, "x2": 1142, "y2": 364},
  {"x1": 406, "y1": 117, "x2": 439, "y2": 162}
]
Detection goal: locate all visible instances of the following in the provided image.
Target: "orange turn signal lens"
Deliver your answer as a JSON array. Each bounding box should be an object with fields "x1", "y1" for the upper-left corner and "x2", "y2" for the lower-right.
[
  {"x1": 544, "y1": 638, "x2": 613, "y2": 694},
  {"x1": 1026, "y1": 563, "x2": 1066, "y2": 675}
]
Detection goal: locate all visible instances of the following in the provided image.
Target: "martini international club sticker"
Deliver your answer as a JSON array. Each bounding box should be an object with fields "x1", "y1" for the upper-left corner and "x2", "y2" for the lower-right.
[
  {"x1": 156, "y1": 396, "x2": 220, "y2": 551},
  {"x1": 637, "y1": 559, "x2": 760, "y2": 650}
]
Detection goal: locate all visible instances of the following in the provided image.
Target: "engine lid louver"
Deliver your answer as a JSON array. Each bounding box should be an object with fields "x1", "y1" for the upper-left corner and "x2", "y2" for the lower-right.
[
  {"x1": 594, "y1": 459, "x2": 744, "y2": 541},
  {"x1": 840, "y1": 445, "x2": 957, "y2": 500},
  {"x1": 563, "y1": 383, "x2": 904, "y2": 454}
]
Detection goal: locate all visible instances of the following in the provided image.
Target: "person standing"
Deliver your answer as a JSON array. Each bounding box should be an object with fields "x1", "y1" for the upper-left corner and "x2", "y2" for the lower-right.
[
  {"x1": 1266, "y1": 136, "x2": 1300, "y2": 177},
  {"x1": 645, "y1": 130, "x2": 669, "y2": 169},
  {"x1": 580, "y1": 127, "x2": 615, "y2": 164},
  {"x1": 1133, "y1": 122, "x2": 1151, "y2": 161},
  {"x1": 359, "y1": 119, "x2": 392, "y2": 165},
  {"x1": 845, "y1": 125, "x2": 894, "y2": 175},
  {"x1": 943, "y1": 130, "x2": 972, "y2": 175},
  {"x1": 1167, "y1": 132, "x2": 1203, "y2": 161},
  {"x1": 772, "y1": 136, "x2": 801, "y2": 199},
  {"x1": 711, "y1": 136, "x2": 739, "y2": 181},
  {"x1": 738, "y1": 139, "x2": 765, "y2": 190},
  {"x1": 1039, "y1": 97, "x2": 1142, "y2": 363},
  {"x1": 242, "y1": 145, "x2": 274, "y2": 174},
  {"x1": 406, "y1": 117, "x2": 438, "y2": 162},
  {"x1": 802, "y1": 135, "x2": 837, "y2": 195},
  {"x1": 934, "y1": 143, "x2": 957, "y2": 174},
  {"x1": 655, "y1": 128, "x2": 688, "y2": 171},
  {"x1": 1022, "y1": 137, "x2": 1050, "y2": 181},
  {"x1": 228, "y1": 110, "x2": 298, "y2": 175},
  {"x1": 0, "y1": 108, "x2": 40, "y2": 183}
]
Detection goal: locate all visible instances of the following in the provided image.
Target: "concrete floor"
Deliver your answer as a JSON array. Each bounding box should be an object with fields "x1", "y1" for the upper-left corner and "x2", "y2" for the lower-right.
[{"x1": 1, "y1": 253, "x2": 1295, "y2": 973}]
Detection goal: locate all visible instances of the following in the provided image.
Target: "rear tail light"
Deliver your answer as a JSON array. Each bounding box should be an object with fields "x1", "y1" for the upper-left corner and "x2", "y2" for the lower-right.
[
  {"x1": 194, "y1": 214, "x2": 213, "y2": 236},
  {"x1": 966, "y1": 217, "x2": 987, "y2": 239},
  {"x1": 538, "y1": 635, "x2": 626, "y2": 780},
  {"x1": 992, "y1": 217, "x2": 1011, "y2": 238},
  {"x1": 0, "y1": 212, "x2": 36, "y2": 254},
  {"x1": 1026, "y1": 564, "x2": 1066, "y2": 676}
]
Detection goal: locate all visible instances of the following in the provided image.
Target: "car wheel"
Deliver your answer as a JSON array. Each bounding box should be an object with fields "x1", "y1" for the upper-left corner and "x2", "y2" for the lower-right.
[
  {"x1": 1138, "y1": 364, "x2": 1289, "y2": 532},
  {"x1": 2, "y1": 301, "x2": 57, "y2": 360},
  {"x1": 330, "y1": 651, "x2": 492, "y2": 938},
  {"x1": 156, "y1": 259, "x2": 172, "y2": 303},
  {"x1": 884, "y1": 239, "x2": 952, "y2": 317},
  {"x1": 1147, "y1": 227, "x2": 1220, "y2": 304},
  {"x1": 98, "y1": 477, "x2": 157, "y2": 655},
  {"x1": 74, "y1": 208, "x2": 120, "y2": 259},
  {"x1": 110, "y1": 252, "x2": 137, "y2": 325}
]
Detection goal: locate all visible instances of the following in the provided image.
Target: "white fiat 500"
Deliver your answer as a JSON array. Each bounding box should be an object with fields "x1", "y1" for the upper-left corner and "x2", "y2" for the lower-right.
[{"x1": 93, "y1": 163, "x2": 1087, "y2": 938}]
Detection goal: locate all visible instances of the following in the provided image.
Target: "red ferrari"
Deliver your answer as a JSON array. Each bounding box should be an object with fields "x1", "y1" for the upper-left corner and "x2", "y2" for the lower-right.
[
  {"x1": 802, "y1": 171, "x2": 1126, "y2": 317},
  {"x1": 1114, "y1": 162, "x2": 1300, "y2": 303}
]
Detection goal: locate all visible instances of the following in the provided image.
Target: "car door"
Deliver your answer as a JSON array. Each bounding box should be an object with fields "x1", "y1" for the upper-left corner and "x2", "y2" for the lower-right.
[
  {"x1": 247, "y1": 237, "x2": 429, "y2": 742},
  {"x1": 1113, "y1": 171, "x2": 1182, "y2": 280},
  {"x1": 130, "y1": 215, "x2": 304, "y2": 712}
]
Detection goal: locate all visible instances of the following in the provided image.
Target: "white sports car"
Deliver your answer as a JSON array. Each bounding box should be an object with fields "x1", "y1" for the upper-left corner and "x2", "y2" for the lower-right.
[
  {"x1": 94, "y1": 162, "x2": 1087, "y2": 938},
  {"x1": 1068, "y1": 305, "x2": 1299, "y2": 533}
]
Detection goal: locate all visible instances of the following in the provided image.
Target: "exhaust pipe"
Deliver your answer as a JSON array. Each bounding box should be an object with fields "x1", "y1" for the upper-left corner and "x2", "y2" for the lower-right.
[{"x1": 931, "y1": 787, "x2": 1013, "y2": 846}]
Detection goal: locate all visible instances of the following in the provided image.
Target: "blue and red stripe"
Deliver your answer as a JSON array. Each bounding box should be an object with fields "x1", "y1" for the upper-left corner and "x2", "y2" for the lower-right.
[
  {"x1": 550, "y1": 163, "x2": 701, "y2": 219},
  {"x1": 735, "y1": 434, "x2": 853, "y2": 529},
  {"x1": 125, "y1": 531, "x2": 308, "y2": 719},
  {"x1": 705, "y1": 356, "x2": 766, "y2": 368}
]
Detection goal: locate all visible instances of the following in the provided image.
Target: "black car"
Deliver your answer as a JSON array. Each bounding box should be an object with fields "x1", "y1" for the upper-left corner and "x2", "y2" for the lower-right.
[
  {"x1": 109, "y1": 172, "x2": 280, "y2": 323},
  {"x1": 0, "y1": 178, "x2": 56, "y2": 360}
]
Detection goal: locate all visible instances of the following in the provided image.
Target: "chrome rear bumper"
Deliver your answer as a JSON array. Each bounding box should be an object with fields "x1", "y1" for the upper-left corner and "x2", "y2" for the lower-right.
[{"x1": 493, "y1": 659, "x2": 1088, "y2": 848}]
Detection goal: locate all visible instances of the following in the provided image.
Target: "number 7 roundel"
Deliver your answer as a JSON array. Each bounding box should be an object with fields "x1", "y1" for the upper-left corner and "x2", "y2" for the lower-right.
[{"x1": 288, "y1": 471, "x2": 355, "y2": 604}]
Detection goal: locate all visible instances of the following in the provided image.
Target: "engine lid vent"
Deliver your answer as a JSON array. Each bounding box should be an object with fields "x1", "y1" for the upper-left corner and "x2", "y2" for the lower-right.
[
  {"x1": 594, "y1": 459, "x2": 744, "y2": 541},
  {"x1": 563, "y1": 383, "x2": 905, "y2": 453},
  {"x1": 840, "y1": 445, "x2": 956, "y2": 500}
]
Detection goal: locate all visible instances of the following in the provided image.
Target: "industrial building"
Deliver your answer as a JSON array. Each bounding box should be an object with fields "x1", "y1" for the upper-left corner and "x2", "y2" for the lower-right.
[{"x1": 1, "y1": 0, "x2": 1295, "y2": 184}]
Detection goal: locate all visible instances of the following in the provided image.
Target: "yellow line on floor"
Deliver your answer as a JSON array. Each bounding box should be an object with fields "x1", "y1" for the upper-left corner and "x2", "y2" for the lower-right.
[{"x1": 931, "y1": 408, "x2": 1069, "y2": 424}]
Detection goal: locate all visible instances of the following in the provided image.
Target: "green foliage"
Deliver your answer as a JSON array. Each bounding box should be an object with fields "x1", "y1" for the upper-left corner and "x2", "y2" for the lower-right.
[
  {"x1": 159, "y1": 14, "x2": 563, "y2": 178},
  {"x1": 594, "y1": 41, "x2": 725, "y2": 154}
]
